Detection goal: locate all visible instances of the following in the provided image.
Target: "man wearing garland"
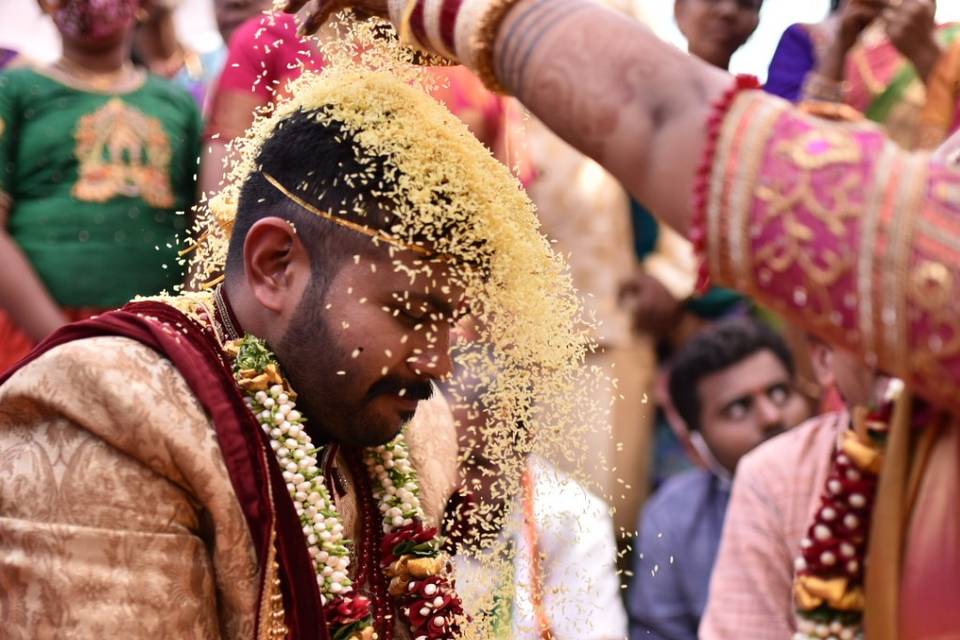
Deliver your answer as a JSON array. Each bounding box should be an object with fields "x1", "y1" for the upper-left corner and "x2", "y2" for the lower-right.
[
  {"x1": 287, "y1": 0, "x2": 960, "y2": 638},
  {"x1": 0, "y1": 47, "x2": 593, "y2": 639},
  {"x1": 700, "y1": 341, "x2": 880, "y2": 639}
]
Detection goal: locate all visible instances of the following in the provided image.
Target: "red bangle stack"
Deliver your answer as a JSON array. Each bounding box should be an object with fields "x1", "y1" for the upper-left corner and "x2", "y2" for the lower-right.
[{"x1": 690, "y1": 74, "x2": 762, "y2": 295}]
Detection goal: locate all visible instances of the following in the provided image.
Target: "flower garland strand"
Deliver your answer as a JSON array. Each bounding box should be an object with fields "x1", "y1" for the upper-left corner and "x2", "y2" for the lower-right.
[
  {"x1": 791, "y1": 426, "x2": 878, "y2": 640},
  {"x1": 366, "y1": 442, "x2": 465, "y2": 639},
  {"x1": 791, "y1": 384, "x2": 907, "y2": 640},
  {"x1": 228, "y1": 334, "x2": 462, "y2": 640}
]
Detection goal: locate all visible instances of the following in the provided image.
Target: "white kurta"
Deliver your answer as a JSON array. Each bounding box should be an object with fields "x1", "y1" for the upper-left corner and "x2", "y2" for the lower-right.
[{"x1": 456, "y1": 456, "x2": 628, "y2": 640}]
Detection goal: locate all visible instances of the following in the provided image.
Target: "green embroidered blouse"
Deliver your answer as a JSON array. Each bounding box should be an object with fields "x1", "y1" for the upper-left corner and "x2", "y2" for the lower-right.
[{"x1": 0, "y1": 67, "x2": 200, "y2": 308}]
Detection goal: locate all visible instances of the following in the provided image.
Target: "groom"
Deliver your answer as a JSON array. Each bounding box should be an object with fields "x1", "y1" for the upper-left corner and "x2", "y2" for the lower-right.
[{"x1": 0, "y1": 67, "x2": 586, "y2": 639}]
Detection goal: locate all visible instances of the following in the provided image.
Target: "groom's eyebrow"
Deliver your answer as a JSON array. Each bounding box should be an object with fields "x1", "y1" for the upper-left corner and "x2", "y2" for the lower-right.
[{"x1": 406, "y1": 291, "x2": 456, "y2": 319}]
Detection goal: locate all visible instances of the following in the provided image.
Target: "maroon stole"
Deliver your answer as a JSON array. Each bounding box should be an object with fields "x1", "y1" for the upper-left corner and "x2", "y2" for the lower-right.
[{"x1": 0, "y1": 301, "x2": 328, "y2": 640}]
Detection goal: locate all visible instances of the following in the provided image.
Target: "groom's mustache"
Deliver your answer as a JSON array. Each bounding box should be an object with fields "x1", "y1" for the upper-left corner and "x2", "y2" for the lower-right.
[{"x1": 367, "y1": 376, "x2": 435, "y2": 402}]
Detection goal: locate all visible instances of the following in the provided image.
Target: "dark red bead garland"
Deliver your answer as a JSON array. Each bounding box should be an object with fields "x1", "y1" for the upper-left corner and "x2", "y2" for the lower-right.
[{"x1": 344, "y1": 447, "x2": 396, "y2": 640}]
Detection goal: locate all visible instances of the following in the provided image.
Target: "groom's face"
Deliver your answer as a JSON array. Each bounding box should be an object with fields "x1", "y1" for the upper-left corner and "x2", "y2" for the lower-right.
[{"x1": 278, "y1": 248, "x2": 464, "y2": 446}]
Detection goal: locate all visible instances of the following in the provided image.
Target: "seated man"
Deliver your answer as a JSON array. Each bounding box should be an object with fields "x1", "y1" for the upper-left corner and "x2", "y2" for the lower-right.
[
  {"x1": 628, "y1": 318, "x2": 812, "y2": 640},
  {"x1": 287, "y1": 0, "x2": 960, "y2": 634}
]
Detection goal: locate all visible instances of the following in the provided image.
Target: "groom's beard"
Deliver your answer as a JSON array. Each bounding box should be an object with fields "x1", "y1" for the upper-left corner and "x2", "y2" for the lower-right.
[
  {"x1": 274, "y1": 282, "x2": 355, "y2": 444},
  {"x1": 275, "y1": 281, "x2": 425, "y2": 446}
]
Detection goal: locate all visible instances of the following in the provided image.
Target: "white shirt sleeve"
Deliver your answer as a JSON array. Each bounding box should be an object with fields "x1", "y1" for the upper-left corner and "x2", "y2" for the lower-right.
[{"x1": 513, "y1": 458, "x2": 628, "y2": 640}]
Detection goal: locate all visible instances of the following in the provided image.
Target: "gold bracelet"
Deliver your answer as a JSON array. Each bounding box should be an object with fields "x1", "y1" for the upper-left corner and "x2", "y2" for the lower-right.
[
  {"x1": 472, "y1": 0, "x2": 525, "y2": 94},
  {"x1": 801, "y1": 72, "x2": 847, "y2": 104},
  {"x1": 797, "y1": 100, "x2": 863, "y2": 123},
  {"x1": 396, "y1": 0, "x2": 459, "y2": 66}
]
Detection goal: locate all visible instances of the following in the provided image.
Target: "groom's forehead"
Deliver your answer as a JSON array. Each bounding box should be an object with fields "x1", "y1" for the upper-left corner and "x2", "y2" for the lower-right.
[{"x1": 347, "y1": 251, "x2": 466, "y2": 313}]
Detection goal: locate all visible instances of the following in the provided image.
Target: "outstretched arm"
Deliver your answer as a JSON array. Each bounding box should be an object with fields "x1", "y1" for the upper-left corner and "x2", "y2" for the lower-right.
[
  {"x1": 488, "y1": 2, "x2": 960, "y2": 415},
  {"x1": 287, "y1": 0, "x2": 960, "y2": 413},
  {"x1": 287, "y1": 0, "x2": 730, "y2": 235},
  {"x1": 490, "y1": 0, "x2": 728, "y2": 234}
]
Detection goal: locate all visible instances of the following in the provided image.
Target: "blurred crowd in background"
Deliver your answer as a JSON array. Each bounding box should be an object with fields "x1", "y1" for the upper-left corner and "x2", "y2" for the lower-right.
[{"x1": 2, "y1": 0, "x2": 959, "y2": 638}]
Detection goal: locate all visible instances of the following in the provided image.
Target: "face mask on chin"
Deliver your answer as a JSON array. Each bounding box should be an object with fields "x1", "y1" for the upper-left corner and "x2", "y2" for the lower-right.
[
  {"x1": 50, "y1": 0, "x2": 139, "y2": 44},
  {"x1": 689, "y1": 431, "x2": 733, "y2": 486}
]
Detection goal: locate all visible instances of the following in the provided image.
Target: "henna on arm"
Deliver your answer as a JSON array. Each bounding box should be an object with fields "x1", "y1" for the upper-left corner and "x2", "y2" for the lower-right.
[
  {"x1": 285, "y1": 0, "x2": 732, "y2": 234},
  {"x1": 492, "y1": 0, "x2": 730, "y2": 235}
]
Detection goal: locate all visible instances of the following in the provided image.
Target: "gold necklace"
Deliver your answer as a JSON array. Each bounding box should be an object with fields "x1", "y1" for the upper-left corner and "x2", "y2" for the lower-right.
[{"x1": 50, "y1": 57, "x2": 140, "y2": 92}]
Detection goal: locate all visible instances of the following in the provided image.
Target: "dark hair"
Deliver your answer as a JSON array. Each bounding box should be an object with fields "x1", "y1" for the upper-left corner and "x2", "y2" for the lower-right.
[
  {"x1": 668, "y1": 317, "x2": 794, "y2": 432},
  {"x1": 225, "y1": 109, "x2": 396, "y2": 291},
  {"x1": 831, "y1": 0, "x2": 842, "y2": 13}
]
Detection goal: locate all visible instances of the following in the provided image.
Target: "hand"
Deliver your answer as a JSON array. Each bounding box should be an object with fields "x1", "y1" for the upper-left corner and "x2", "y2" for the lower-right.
[
  {"x1": 619, "y1": 270, "x2": 683, "y2": 337},
  {"x1": 836, "y1": 0, "x2": 884, "y2": 53},
  {"x1": 817, "y1": 0, "x2": 883, "y2": 83},
  {"x1": 282, "y1": 0, "x2": 389, "y2": 34},
  {"x1": 884, "y1": 0, "x2": 941, "y2": 79}
]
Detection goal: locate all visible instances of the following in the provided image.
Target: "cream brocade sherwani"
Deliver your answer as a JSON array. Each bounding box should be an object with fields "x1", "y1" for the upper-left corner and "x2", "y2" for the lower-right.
[{"x1": 0, "y1": 335, "x2": 459, "y2": 638}]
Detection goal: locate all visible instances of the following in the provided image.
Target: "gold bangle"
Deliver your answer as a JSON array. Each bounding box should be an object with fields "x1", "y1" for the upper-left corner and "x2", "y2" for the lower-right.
[
  {"x1": 801, "y1": 72, "x2": 847, "y2": 104},
  {"x1": 399, "y1": 0, "x2": 420, "y2": 50},
  {"x1": 397, "y1": 0, "x2": 459, "y2": 66},
  {"x1": 797, "y1": 100, "x2": 863, "y2": 123},
  {"x1": 472, "y1": 0, "x2": 524, "y2": 94}
]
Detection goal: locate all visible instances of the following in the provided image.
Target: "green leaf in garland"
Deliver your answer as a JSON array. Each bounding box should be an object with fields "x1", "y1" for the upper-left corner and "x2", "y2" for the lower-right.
[
  {"x1": 331, "y1": 618, "x2": 373, "y2": 640},
  {"x1": 393, "y1": 539, "x2": 440, "y2": 558},
  {"x1": 234, "y1": 334, "x2": 276, "y2": 373}
]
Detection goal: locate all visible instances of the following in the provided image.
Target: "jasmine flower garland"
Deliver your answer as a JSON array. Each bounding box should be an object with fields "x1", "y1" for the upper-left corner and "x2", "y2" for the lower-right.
[{"x1": 229, "y1": 333, "x2": 462, "y2": 640}]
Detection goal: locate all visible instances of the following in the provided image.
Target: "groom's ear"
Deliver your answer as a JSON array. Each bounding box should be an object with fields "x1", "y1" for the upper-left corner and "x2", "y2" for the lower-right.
[{"x1": 243, "y1": 216, "x2": 312, "y2": 317}]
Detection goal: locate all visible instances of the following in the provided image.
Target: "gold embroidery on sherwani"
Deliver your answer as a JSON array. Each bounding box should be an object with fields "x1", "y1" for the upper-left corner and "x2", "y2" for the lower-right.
[
  {"x1": 142, "y1": 289, "x2": 460, "y2": 638},
  {"x1": 72, "y1": 97, "x2": 175, "y2": 207},
  {"x1": 0, "y1": 280, "x2": 462, "y2": 638},
  {"x1": 253, "y1": 405, "x2": 287, "y2": 640},
  {"x1": 257, "y1": 525, "x2": 288, "y2": 639},
  {"x1": 0, "y1": 336, "x2": 259, "y2": 638}
]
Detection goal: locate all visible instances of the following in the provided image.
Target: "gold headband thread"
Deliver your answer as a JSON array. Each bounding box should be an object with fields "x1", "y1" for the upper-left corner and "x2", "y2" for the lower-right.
[{"x1": 262, "y1": 172, "x2": 435, "y2": 257}]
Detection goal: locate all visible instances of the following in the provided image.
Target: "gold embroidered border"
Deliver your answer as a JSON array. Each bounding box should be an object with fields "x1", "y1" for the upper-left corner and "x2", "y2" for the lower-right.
[
  {"x1": 857, "y1": 142, "x2": 899, "y2": 360},
  {"x1": 883, "y1": 154, "x2": 927, "y2": 380},
  {"x1": 256, "y1": 436, "x2": 287, "y2": 640},
  {"x1": 708, "y1": 94, "x2": 787, "y2": 289},
  {"x1": 708, "y1": 94, "x2": 758, "y2": 283},
  {"x1": 728, "y1": 99, "x2": 790, "y2": 293},
  {"x1": 256, "y1": 531, "x2": 287, "y2": 640}
]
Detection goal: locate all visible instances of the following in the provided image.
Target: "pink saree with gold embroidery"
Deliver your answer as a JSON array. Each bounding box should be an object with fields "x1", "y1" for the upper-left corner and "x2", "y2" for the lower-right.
[{"x1": 698, "y1": 85, "x2": 960, "y2": 639}]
